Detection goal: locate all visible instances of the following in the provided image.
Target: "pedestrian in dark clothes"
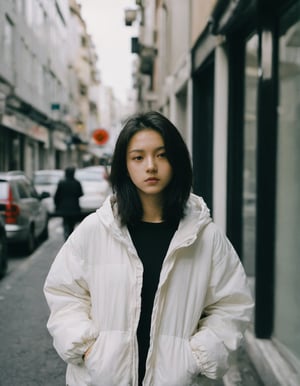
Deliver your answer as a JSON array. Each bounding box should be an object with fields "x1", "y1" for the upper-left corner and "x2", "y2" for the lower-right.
[{"x1": 54, "y1": 166, "x2": 83, "y2": 240}]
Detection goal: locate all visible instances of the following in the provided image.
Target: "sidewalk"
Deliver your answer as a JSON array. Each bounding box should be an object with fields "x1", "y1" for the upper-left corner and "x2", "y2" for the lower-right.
[
  {"x1": 223, "y1": 339, "x2": 264, "y2": 386},
  {"x1": 244, "y1": 329, "x2": 300, "y2": 386},
  {"x1": 241, "y1": 278, "x2": 300, "y2": 386}
]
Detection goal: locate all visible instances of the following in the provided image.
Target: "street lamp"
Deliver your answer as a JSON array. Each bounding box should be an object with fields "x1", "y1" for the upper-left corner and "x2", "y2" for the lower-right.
[{"x1": 125, "y1": 8, "x2": 138, "y2": 26}]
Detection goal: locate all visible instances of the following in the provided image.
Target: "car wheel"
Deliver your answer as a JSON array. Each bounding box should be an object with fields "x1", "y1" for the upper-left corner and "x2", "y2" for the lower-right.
[
  {"x1": 24, "y1": 227, "x2": 35, "y2": 255},
  {"x1": 0, "y1": 232, "x2": 8, "y2": 279}
]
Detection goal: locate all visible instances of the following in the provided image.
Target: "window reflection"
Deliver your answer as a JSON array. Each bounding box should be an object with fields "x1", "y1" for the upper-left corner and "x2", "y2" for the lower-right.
[
  {"x1": 274, "y1": 11, "x2": 300, "y2": 363},
  {"x1": 242, "y1": 34, "x2": 258, "y2": 276}
]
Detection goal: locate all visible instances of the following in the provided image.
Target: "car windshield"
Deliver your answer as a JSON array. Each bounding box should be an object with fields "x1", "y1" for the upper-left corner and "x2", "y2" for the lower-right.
[
  {"x1": 75, "y1": 170, "x2": 102, "y2": 182},
  {"x1": 34, "y1": 173, "x2": 62, "y2": 185}
]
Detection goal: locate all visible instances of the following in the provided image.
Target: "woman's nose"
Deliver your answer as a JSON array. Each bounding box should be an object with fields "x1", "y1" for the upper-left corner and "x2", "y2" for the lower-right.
[{"x1": 146, "y1": 157, "x2": 157, "y2": 172}]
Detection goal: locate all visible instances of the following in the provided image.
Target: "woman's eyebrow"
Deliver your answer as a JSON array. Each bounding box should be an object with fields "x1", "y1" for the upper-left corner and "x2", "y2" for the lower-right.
[
  {"x1": 128, "y1": 149, "x2": 144, "y2": 153},
  {"x1": 128, "y1": 146, "x2": 165, "y2": 154}
]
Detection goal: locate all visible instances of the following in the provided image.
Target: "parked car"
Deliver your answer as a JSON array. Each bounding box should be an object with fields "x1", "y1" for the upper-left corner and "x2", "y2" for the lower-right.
[
  {"x1": 33, "y1": 169, "x2": 64, "y2": 215},
  {"x1": 76, "y1": 167, "x2": 111, "y2": 215},
  {"x1": 82, "y1": 165, "x2": 109, "y2": 179},
  {"x1": 0, "y1": 215, "x2": 7, "y2": 278},
  {"x1": 33, "y1": 167, "x2": 111, "y2": 217},
  {"x1": 0, "y1": 171, "x2": 50, "y2": 254}
]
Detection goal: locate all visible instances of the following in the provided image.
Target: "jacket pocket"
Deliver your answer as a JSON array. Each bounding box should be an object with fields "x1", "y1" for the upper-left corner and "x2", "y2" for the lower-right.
[
  {"x1": 152, "y1": 334, "x2": 199, "y2": 386},
  {"x1": 85, "y1": 330, "x2": 132, "y2": 386}
]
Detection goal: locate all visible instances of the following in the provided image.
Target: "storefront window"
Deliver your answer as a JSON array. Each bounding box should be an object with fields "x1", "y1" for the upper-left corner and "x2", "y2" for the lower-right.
[
  {"x1": 274, "y1": 6, "x2": 300, "y2": 367},
  {"x1": 242, "y1": 34, "x2": 258, "y2": 276}
]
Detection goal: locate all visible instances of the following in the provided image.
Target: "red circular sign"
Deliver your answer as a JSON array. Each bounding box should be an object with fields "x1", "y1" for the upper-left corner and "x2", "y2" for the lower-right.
[{"x1": 92, "y1": 129, "x2": 109, "y2": 145}]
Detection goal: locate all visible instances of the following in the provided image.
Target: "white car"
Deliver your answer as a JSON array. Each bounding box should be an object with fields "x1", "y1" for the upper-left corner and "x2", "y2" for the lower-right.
[
  {"x1": 76, "y1": 167, "x2": 111, "y2": 214},
  {"x1": 33, "y1": 170, "x2": 64, "y2": 215},
  {"x1": 33, "y1": 167, "x2": 111, "y2": 217}
]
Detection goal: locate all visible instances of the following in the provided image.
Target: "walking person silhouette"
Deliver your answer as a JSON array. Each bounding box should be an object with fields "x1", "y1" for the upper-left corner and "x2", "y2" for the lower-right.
[{"x1": 54, "y1": 166, "x2": 83, "y2": 240}]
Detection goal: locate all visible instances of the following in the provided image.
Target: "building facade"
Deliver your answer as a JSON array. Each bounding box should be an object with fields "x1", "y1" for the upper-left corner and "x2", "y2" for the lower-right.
[
  {"x1": 0, "y1": 0, "x2": 101, "y2": 177},
  {"x1": 129, "y1": 0, "x2": 300, "y2": 384}
]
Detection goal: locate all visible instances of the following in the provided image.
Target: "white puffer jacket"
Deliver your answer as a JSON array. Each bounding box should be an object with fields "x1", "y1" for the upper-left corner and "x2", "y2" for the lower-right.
[{"x1": 44, "y1": 194, "x2": 253, "y2": 386}]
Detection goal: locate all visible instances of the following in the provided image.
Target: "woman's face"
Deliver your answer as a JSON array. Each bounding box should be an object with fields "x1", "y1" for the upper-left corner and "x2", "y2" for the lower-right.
[{"x1": 126, "y1": 129, "x2": 173, "y2": 200}]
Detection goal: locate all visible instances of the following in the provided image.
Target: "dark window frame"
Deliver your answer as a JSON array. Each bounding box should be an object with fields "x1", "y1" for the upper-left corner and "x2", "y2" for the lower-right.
[{"x1": 192, "y1": 55, "x2": 215, "y2": 213}]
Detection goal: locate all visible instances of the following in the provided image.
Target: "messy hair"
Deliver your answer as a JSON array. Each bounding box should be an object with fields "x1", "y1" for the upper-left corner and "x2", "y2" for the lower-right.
[{"x1": 110, "y1": 111, "x2": 193, "y2": 225}]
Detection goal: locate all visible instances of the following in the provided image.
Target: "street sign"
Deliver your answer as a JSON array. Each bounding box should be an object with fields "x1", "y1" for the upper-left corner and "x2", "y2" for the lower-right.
[
  {"x1": 92, "y1": 128, "x2": 109, "y2": 145},
  {"x1": 51, "y1": 103, "x2": 60, "y2": 110}
]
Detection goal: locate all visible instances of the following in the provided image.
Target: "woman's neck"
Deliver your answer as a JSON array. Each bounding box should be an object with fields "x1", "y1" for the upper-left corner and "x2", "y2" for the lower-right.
[{"x1": 139, "y1": 194, "x2": 164, "y2": 223}]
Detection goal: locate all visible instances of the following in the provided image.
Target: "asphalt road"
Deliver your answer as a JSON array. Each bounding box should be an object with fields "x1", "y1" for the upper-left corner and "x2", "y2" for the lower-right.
[
  {"x1": 0, "y1": 218, "x2": 264, "y2": 386},
  {"x1": 0, "y1": 219, "x2": 66, "y2": 386}
]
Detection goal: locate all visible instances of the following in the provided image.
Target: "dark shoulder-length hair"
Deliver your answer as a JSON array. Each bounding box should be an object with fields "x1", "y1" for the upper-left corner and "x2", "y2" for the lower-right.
[{"x1": 110, "y1": 110, "x2": 193, "y2": 225}]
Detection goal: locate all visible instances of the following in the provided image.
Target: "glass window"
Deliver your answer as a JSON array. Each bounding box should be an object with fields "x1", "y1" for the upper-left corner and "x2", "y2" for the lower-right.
[
  {"x1": 36, "y1": 62, "x2": 44, "y2": 98},
  {"x1": 242, "y1": 34, "x2": 259, "y2": 276},
  {"x1": 19, "y1": 39, "x2": 28, "y2": 87},
  {"x1": 27, "y1": 181, "x2": 39, "y2": 199},
  {"x1": 26, "y1": 0, "x2": 33, "y2": 26},
  {"x1": 4, "y1": 16, "x2": 14, "y2": 69},
  {"x1": 43, "y1": 68, "x2": 50, "y2": 108},
  {"x1": 35, "y1": 3, "x2": 43, "y2": 30},
  {"x1": 16, "y1": 0, "x2": 25, "y2": 14},
  {"x1": 274, "y1": 5, "x2": 300, "y2": 366},
  {"x1": 0, "y1": 183, "x2": 9, "y2": 200},
  {"x1": 21, "y1": 42, "x2": 31, "y2": 89},
  {"x1": 17, "y1": 181, "x2": 30, "y2": 199},
  {"x1": 34, "y1": 172, "x2": 63, "y2": 185}
]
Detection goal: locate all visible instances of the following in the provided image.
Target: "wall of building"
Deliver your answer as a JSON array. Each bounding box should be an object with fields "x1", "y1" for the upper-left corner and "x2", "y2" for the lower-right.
[
  {"x1": 0, "y1": 0, "x2": 102, "y2": 175},
  {"x1": 134, "y1": 0, "x2": 300, "y2": 383},
  {"x1": 190, "y1": 0, "x2": 217, "y2": 46}
]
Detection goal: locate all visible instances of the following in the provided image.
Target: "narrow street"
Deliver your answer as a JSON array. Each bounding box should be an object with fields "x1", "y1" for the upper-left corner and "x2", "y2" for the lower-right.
[
  {"x1": 0, "y1": 219, "x2": 66, "y2": 386},
  {"x1": 0, "y1": 218, "x2": 264, "y2": 386}
]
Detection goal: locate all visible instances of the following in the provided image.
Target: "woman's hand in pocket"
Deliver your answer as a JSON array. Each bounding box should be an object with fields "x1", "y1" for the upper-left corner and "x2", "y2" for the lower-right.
[{"x1": 83, "y1": 344, "x2": 94, "y2": 361}]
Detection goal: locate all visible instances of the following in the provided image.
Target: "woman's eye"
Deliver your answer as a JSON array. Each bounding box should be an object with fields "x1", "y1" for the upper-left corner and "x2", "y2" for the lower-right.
[
  {"x1": 157, "y1": 152, "x2": 167, "y2": 158},
  {"x1": 133, "y1": 156, "x2": 143, "y2": 161}
]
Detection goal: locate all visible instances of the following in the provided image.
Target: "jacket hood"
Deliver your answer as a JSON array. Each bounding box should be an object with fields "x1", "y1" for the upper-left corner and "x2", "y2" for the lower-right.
[
  {"x1": 96, "y1": 193, "x2": 212, "y2": 249},
  {"x1": 184, "y1": 193, "x2": 211, "y2": 227},
  {"x1": 172, "y1": 193, "x2": 212, "y2": 249}
]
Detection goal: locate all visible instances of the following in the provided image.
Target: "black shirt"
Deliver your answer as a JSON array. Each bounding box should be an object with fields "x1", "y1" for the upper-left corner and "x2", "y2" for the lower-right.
[{"x1": 128, "y1": 220, "x2": 178, "y2": 385}]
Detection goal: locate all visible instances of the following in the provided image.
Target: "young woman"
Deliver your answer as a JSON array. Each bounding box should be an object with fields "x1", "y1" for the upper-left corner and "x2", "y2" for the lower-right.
[{"x1": 44, "y1": 111, "x2": 253, "y2": 386}]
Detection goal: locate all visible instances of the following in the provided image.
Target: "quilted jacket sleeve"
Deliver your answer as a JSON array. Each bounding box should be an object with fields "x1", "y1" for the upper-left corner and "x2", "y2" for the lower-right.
[
  {"x1": 43, "y1": 233, "x2": 98, "y2": 365},
  {"x1": 190, "y1": 227, "x2": 254, "y2": 379}
]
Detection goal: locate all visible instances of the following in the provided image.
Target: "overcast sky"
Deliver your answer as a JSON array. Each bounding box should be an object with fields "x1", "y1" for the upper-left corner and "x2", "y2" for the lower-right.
[{"x1": 77, "y1": 0, "x2": 138, "y2": 104}]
